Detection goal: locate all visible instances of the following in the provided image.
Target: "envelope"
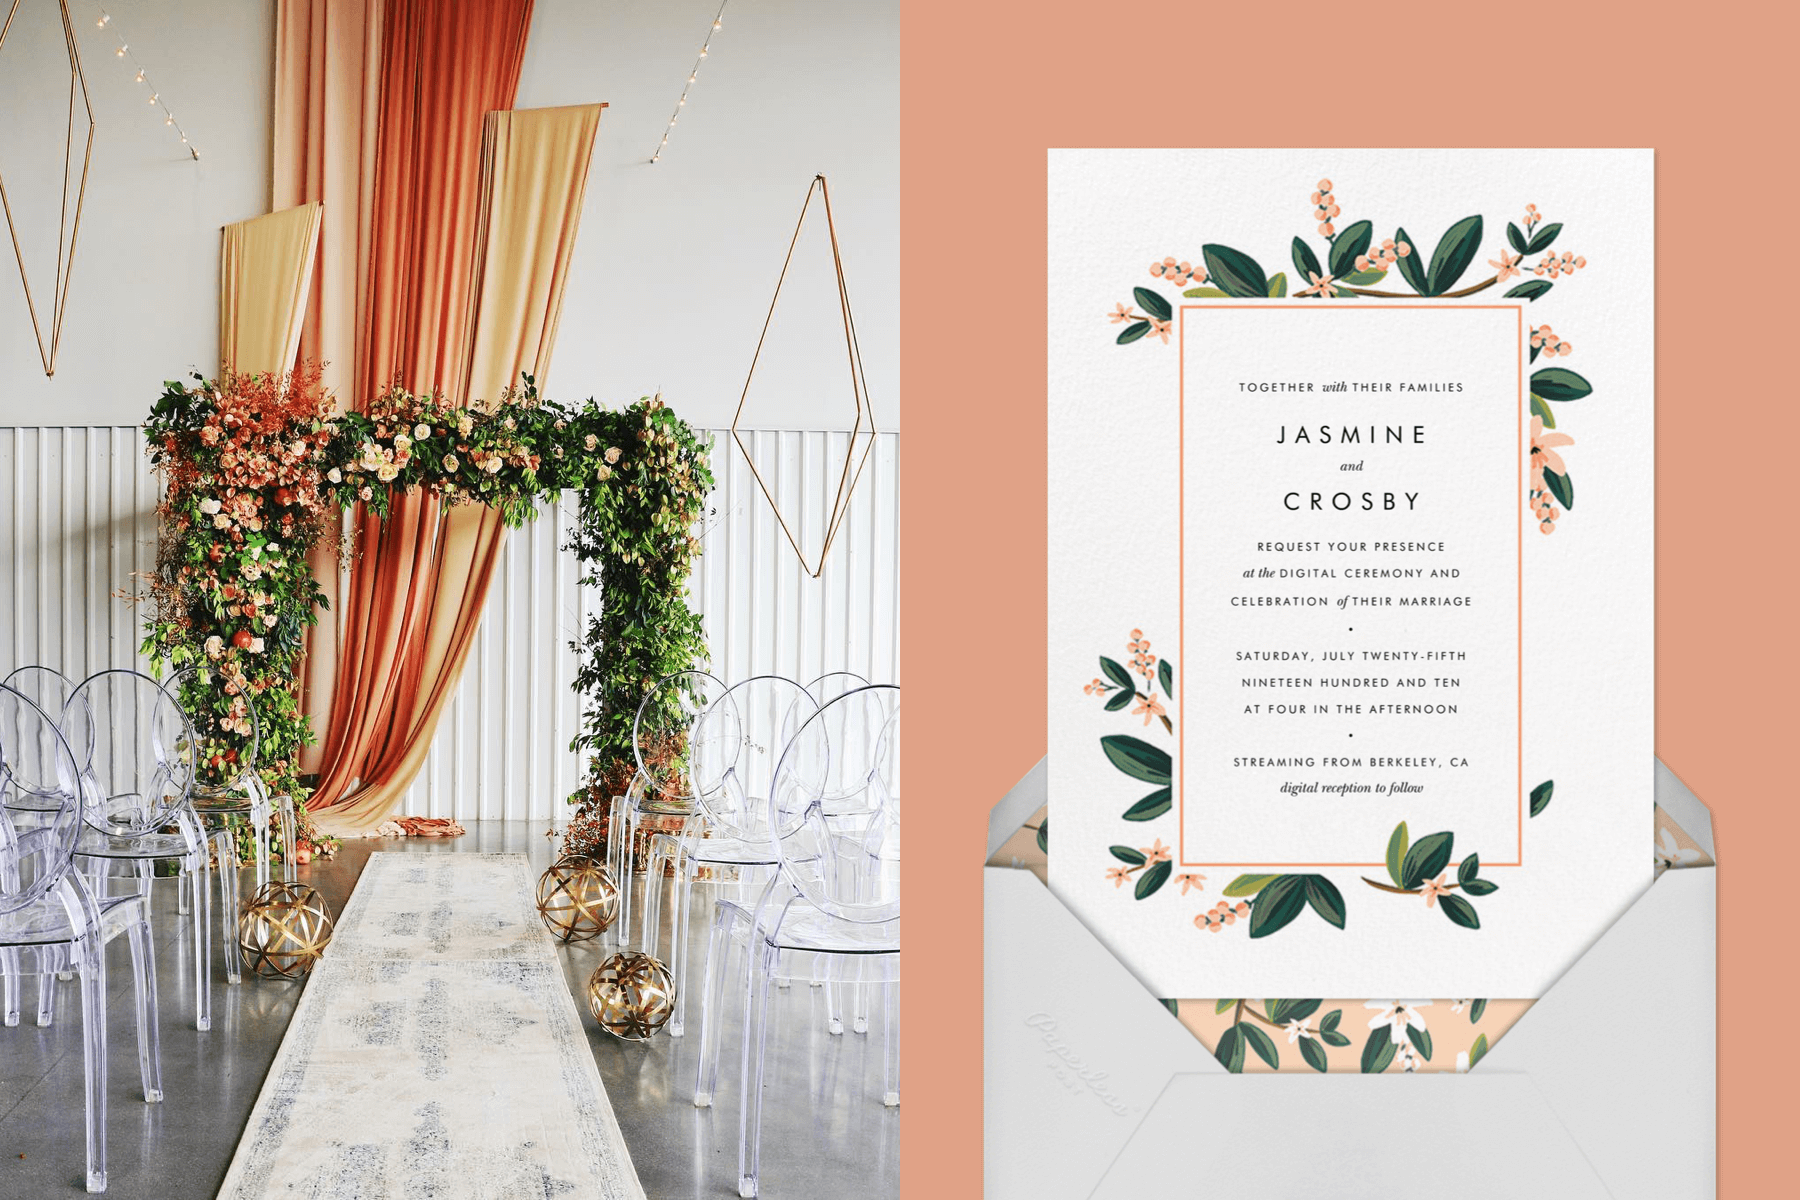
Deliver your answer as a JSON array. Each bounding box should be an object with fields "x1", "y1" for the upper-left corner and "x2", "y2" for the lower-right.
[{"x1": 984, "y1": 757, "x2": 1715, "y2": 1199}]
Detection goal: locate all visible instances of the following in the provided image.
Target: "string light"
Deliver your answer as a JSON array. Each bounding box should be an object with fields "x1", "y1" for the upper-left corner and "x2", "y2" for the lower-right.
[
  {"x1": 96, "y1": 8, "x2": 200, "y2": 161},
  {"x1": 650, "y1": 0, "x2": 732, "y2": 164}
]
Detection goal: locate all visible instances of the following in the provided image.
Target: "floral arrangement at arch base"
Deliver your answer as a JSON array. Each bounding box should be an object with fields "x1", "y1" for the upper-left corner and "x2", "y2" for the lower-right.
[
  {"x1": 1107, "y1": 179, "x2": 1597, "y2": 534},
  {"x1": 142, "y1": 366, "x2": 714, "y2": 867}
]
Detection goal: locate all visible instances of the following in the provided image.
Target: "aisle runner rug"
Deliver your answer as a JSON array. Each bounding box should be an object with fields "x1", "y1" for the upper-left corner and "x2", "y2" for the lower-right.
[{"x1": 217, "y1": 853, "x2": 644, "y2": 1199}]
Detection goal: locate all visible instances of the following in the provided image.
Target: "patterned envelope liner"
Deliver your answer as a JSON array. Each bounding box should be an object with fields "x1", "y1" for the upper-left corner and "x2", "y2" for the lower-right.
[{"x1": 987, "y1": 802, "x2": 1708, "y2": 1073}]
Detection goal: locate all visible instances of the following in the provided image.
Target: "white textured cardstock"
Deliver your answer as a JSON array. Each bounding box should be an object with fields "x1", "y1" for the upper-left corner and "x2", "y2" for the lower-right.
[{"x1": 1048, "y1": 149, "x2": 1654, "y2": 998}]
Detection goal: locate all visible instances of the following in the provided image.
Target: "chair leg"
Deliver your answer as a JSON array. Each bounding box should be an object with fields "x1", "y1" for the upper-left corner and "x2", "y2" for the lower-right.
[
  {"x1": 694, "y1": 902, "x2": 735, "y2": 1106},
  {"x1": 853, "y1": 958, "x2": 870, "y2": 1035},
  {"x1": 606, "y1": 795, "x2": 627, "y2": 948},
  {"x1": 126, "y1": 917, "x2": 163, "y2": 1103},
  {"x1": 36, "y1": 966, "x2": 55, "y2": 1027},
  {"x1": 192, "y1": 858, "x2": 212, "y2": 1032},
  {"x1": 252, "y1": 808, "x2": 271, "y2": 891},
  {"x1": 825, "y1": 972, "x2": 844, "y2": 1035},
  {"x1": 215, "y1": 831, "x2": 242, "y2": 984},
  {"x1": 78, "y1": 932, "x2": 107, "y2": 1193},
  {"x1": 737, "y1": 939, "x2": 778, "y2": 1199},
  {"x1": 670, "y1": 844, "x2": 693, "y2": 1038},
  {"x1": 882, "y1": 979, "x2": 900, "y2": 1107},
  {"x1": 642, "y1": 836, "x2": 671, "y2": 960}
]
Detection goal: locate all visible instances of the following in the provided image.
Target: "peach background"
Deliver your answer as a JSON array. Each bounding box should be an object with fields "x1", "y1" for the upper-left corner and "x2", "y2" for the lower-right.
[{"x1": 900, "y1": 1, "x2": 1798, "y2": 1195}]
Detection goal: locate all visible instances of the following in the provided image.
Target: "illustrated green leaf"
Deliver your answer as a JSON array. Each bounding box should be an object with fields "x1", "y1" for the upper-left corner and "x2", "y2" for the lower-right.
[
  {"x1": 1361, "y1": 1028, "x2": 1398, "y2": 1074},
  {"x1": 1531, "y1": 367, "x2": 1593, "y2": 402},
  {"x1": 1461, "y1": 878, "x2": 1499, "y2": 896},
  {"x1": 1321, "y1": 1029, "x2": 1352, "y2": 1048},
  {"x1": 1303, "y1": 875, "x2": 1347, "y2": 929},
  {"x1": 1469, "y1": 1031, "x2": 1490, "y2": 1067},
  {"x1": 1299, "y1": 1035, "x2": 1330, "y2": 1073},
  {"x1": 1392, "y1": 227, "x2": 1427, "y2": 294},
  {"x1": 1319, "y1": 1009, "x2": 1342, "y2": 1035},
  {"x1": 1407, "y1": 1023, "x2": 1433, "y2": 1062},
  {"x1": 1542, "y1": 467, "x2": 1574, "y2": 511},
  {"x1": 1283, "y1": 999, "x2": 1321, "y2": 1023},
  {"x1": 1223, "y1": 873, "x2": 1278, "y2": 898},
  {"x1": 1507, "y1": 222, "x2": 1528, "y2": 255},
  {"x1": 1100, "y1": 656, "x2": 1133, "y2": 690},
  {"x1": 1109, "y1": 844, "x2": 1146, "y2": 866},
  {"x1": 1335, "y1": 268, "x2": 1388, "y2": 287},
  {"x1": 1524, "y1": 221, "x2": 1563, "y2": 255},
  {"x1": 1400, "y1": 830, "x2": 1454, "y2": 890},
  {"x1": 1291, "y1": 236, "x2": 1323, "y2": 282},
  {"x1": 1135, "y1": 859, "x2": 1172, "y2": 900},
  {"x1": 1439, "y1": 893, "x2": 1481, "y2": 929},
  {"x1": 1504, "y1": 279, "x2": 1554, "y2": 302},
  {"x1": 1385, "y1": 821, "x2": 1410, "y2": 887},
  {"x1": 1425, "y1": 215, "x2": 1483, "y2": 295},
  {"x1": 1133, "y1": 286, "x2": 1173, "y2": 323},
  {"x1": 1469, "y1": 998, "x2": 1488, "y2": 1023},
  {"x1": 1100, "y1": 735, "x2": 1171, "y2": 785},
  {"x1": 1241, "y1": 1022, "x2": 1280, "y2": 1070},
  {"x1": 1103, "y1": 689, "x2": 1133, "y2": 712},
  {"x1": 1266, "y1": 271, "x2": 1287, "y2": 298},
  {"x1": 1457, "y1": 853, "x2": 1480, "y2": 885},
  {"x1": 1116, "y1": 321, "x2": 1151, "y2": 344},
  {"x1": 1264, "y1": 998, "x2": 1288, "y2": 1024},
  {"x1": 1529, "y1": 779, "x2": 1554, "y2": 817},
  {"x1": 1248, "y1": 875, "x2": 1308, "y2": 939},
  {"x1": 1158, "y1": 658, "x2": 1174, "y2": 698},
  {"x1": 1036, "y1": 819, "x2": 1048, "y2": 853},
  {"x1": 1183, "y1": 286, "x2": 1230, "y2": 298},
  {"x1": 1327, "y1": 220, "x2": 1374, "y2": 279},
  {"x1": 1201, "y1": 243, "x2": 1269, "y2": 299},
  {"x1": 1530, "y1": 395, "x2": 1556, "y2": 428},
  {"x1": 1216, "y1": 1023, "x2": 1247, "y2": 1073},
  {"x1": 1215, "y1": 998, "x2": 1239, "y2": 1014},
  {"x1": 1122, "y1": 788, "x2": 1172, "y2": 822},
  {"x1": 1160, "y1": 998, "x2": 1179, "y2": 1017}
]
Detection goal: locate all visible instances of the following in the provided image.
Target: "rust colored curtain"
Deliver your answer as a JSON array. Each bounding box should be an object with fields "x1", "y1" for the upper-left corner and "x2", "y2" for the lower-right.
[{"x1": 273, "y1": 0, "x2": 538, "y2": 826}]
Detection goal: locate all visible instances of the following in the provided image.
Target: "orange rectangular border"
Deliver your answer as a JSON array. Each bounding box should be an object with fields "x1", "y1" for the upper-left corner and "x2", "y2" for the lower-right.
[{"x1": 1176, "y1": 304, "x2": 1525, "y2": 869}]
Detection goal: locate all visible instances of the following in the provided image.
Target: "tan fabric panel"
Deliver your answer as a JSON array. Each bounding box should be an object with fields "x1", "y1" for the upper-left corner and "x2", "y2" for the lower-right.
[{"x1": 218, "y1": 202, "x2": 324, "y2": 376}]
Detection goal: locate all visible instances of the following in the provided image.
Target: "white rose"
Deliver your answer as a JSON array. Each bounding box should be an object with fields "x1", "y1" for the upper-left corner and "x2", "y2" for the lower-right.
[
  {"x1": 289, "y1": 440, "x2": 307, "y2": 458},
  {"x1": 394, "y1": 433, "x2": 411, "y2": 451},
  {"x1": 327, "y1": 467, "x2": 342, "y2": 483},
  {"x1": 263, "y1": 614, "x2": 278, "y2": 629},
  {"x1": 198, "y1": 497, "x2": 221, "y2": 515},
  {"x1": 584, "y1": 434, "x2": 598, "y2": 451},
  {"x1": 250, "y1": 637, "x2": 265, "y2": 654},
  {"x1": 605, "y1": 447, "x2": 622, "y2": 464},
  {"x1": 414, "y1": 423, "x2": 430, "y2": 440},
  {"x1": 482, "y1": 457, "x2": 502, "y2": 474},
  {"x1": 204, "y1": 635, "x2": 223, "y2": 659},
  {"x1": 377, "y1": 463, "x2": 399, "y2": 483},
  {"x1": 212, "y1": 513, "x2": 231, "y2": 529}
]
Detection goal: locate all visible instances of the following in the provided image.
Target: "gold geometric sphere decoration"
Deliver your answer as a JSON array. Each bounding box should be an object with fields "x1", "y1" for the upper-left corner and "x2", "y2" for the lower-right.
[
  {"x1": 237, "y1": 880, "x2": 334, "y2": 979},
  {"x1": 0, "y1": 0, "x2": 96, "y2": 378},
  {"x1": 732, "y1": 173, "x2": 876, "y2": 578},
  {"x1": 534, "y1": 855, "x2": 619, "y2": 943},
  {"x1": 586, "y1": 950, "x2": 676, "y2": 1040}
]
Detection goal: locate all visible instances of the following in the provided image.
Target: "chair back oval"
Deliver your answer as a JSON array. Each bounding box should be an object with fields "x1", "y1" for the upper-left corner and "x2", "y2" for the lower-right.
[
  {"x1": 0, "y1": 684, "x2": 86, "y2": 917},
  {"x1": 695, "y1": 675, "x2": 818, "y2": 842},
  {"x1": 63, "y1": 669, "x2": 196, "y2": 836},
  {"x1": 1, "y1": 666, "x2": 90, "y2": 807},
  {"x1": 161, "y1": 664, "x2": 261, "y2": 800},
  {"x1": 633, "y1": 670, "x2": 735, "y2": 804},
  {"x1": 768, "y1": 684, "x2": 900, "y2": 924}
]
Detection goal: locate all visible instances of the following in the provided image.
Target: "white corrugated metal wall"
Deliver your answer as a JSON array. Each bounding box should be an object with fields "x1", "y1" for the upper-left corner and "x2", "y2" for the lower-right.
[{"x1": 0, "y1": 425, "x2": 900, "y2": 821}]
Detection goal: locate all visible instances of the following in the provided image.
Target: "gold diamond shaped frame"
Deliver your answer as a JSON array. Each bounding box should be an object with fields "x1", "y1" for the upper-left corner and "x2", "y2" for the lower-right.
[
  {"x1": 732, "y1": 174, "x2": 876, "y2": 579},
  {"x1": 0, "y1": 0, "x2": 96, "y2": 378}
]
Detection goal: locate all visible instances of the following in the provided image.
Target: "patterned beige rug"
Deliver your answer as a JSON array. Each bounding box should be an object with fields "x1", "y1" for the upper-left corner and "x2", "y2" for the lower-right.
[{"x1": 216, "y1": 853, "x2": 644, "y2": 1198}]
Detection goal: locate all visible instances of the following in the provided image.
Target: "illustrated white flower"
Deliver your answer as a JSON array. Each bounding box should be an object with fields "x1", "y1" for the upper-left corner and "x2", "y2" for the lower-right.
[
  {"x1": 1455, "y1": 1051, "x2": 1471, "y2": 1073},
  {"x1": 413, "y1": 423, "x2": 431, "y2": 440},
  {"x1": 1655, "y1": 827, "x2": 1703, "y2": 871},
  {"x1": 1449, "y1": 999, "x2": 1467, "y2": 1014},
  {"x1": 1365, "y1": 1000, "x2": 1432, "y2": 1044},
  {"x1": 1283, "y1": 1017, "x2": 1313, "y2": 1044},
  {"x1": 198, "y1": 497, "x2": 221, "y2": 515}
]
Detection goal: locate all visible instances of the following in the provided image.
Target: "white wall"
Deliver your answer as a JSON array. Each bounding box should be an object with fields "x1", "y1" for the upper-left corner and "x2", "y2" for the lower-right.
[{"x1": 0, "y1": 0, "x2": 899, "y2": 433}]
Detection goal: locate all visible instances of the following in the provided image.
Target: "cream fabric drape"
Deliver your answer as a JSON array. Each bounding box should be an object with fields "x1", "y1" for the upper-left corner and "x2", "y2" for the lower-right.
[
  {"x1": 218, "y1": 203, "x2": 324, "y2": 376},
  {"x1": 310, "y1": 103, "x2": 603, "y2": 834}
]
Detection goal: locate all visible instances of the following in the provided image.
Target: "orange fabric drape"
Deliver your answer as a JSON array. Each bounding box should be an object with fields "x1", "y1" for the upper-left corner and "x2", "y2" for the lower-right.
[{"x1": 288, "y1": 0, "x2": 538, "y2": 821}]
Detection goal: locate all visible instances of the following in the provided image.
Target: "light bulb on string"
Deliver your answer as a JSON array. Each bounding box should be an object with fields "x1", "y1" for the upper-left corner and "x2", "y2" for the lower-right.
[{"x1": 115, "y1": 44, "x2": 126, "y2": 56}]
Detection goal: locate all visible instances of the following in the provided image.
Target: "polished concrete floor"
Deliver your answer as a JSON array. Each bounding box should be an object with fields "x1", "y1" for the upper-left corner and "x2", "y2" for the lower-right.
[{"x1": 0, "y1": 823, "x2": 899, "y2": 1198}]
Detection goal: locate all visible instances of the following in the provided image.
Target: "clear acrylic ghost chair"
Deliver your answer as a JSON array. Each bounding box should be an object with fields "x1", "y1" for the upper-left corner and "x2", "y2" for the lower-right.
[
  {"x1": 691, "y1": 688, "x2": 901, "y2": 1198},
  {"x1": 0, "y1": 684, "x2": 163, "y2": 1193},
  {"x1": 605, "y1": 670, "x2": 733, "y2": 950},
  {"x1": 643, "y1": 675, "x2": 818, "y2": 1037},
  {"x1": 163, "y1": 665, "x2": 294, "y2": 937},
  {"x1": 65, "y1": 669, "x2": 218, "y2": 1030}
]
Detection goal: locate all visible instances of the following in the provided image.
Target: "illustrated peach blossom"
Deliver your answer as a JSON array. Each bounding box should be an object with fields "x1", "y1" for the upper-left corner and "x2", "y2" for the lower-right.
[
  {"x1": 1529, "y1": 415, "x2": 1573, "y2": 478},
  {"x1": 1082, "y1": 677, "x2": 1109, "y2": 696},
  {"x1": 1356, "y1": 238, "x2": 1410, "y2": 272},
  {"x1": 1420, "y1": 873, "x2": 1452, "y2": 908},
  {"x1": 1150, "y1": 257, "x2": 1203, "y2": 287},
  {"x1": 1299, "y1": 271, "x2": 1339, "y2": 298},
  {"x1": 1106, "y1": 865, "x2": 1132, "y2": 888},
  {"x1": 1147, "y1": 319, "x2": 1173, "y2": 344},
  {"x1": 1141, "y1": 839, "x2": 1172, "y2": 865},
  {"x1": 1109, "y1": 302, "x2": 1138, "y2": 325},
  {"x1": 1489, "y1": 249, "x2": 1522, "y2": 283},
  {"x1": 1530, "y1": 325, "x2": 1571, "y2": 356},
  {"x1": 1131, "y1": 691, "x2": 1167, "y2": 726},
  {"x1": 1175, "y1": 872, "x2": 1206, "y2": 895}
]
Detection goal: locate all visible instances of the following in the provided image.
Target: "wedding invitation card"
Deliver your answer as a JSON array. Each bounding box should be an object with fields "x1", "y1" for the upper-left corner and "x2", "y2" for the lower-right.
[{"x1": 1047, "y1": 149, "x2": 1653, "y2": 998}]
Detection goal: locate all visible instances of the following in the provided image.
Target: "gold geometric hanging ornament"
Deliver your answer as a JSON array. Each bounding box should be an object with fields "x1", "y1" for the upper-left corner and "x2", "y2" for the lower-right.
[
  {"x1": 732, "y1": 174, "x2": 876, "y2": 579},
  {"x1": 0, "y1": 0, "x2": 96, "y2": 377}
]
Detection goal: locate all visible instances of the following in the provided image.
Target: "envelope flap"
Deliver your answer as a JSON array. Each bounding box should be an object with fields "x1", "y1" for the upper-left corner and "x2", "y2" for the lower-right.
[
  {"x1": 1656, "y1": 756, "x2": 1714, "y2": 858},
  {"x1": 986, "y1": 756, "x2": 1047, "y2": 861}
]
